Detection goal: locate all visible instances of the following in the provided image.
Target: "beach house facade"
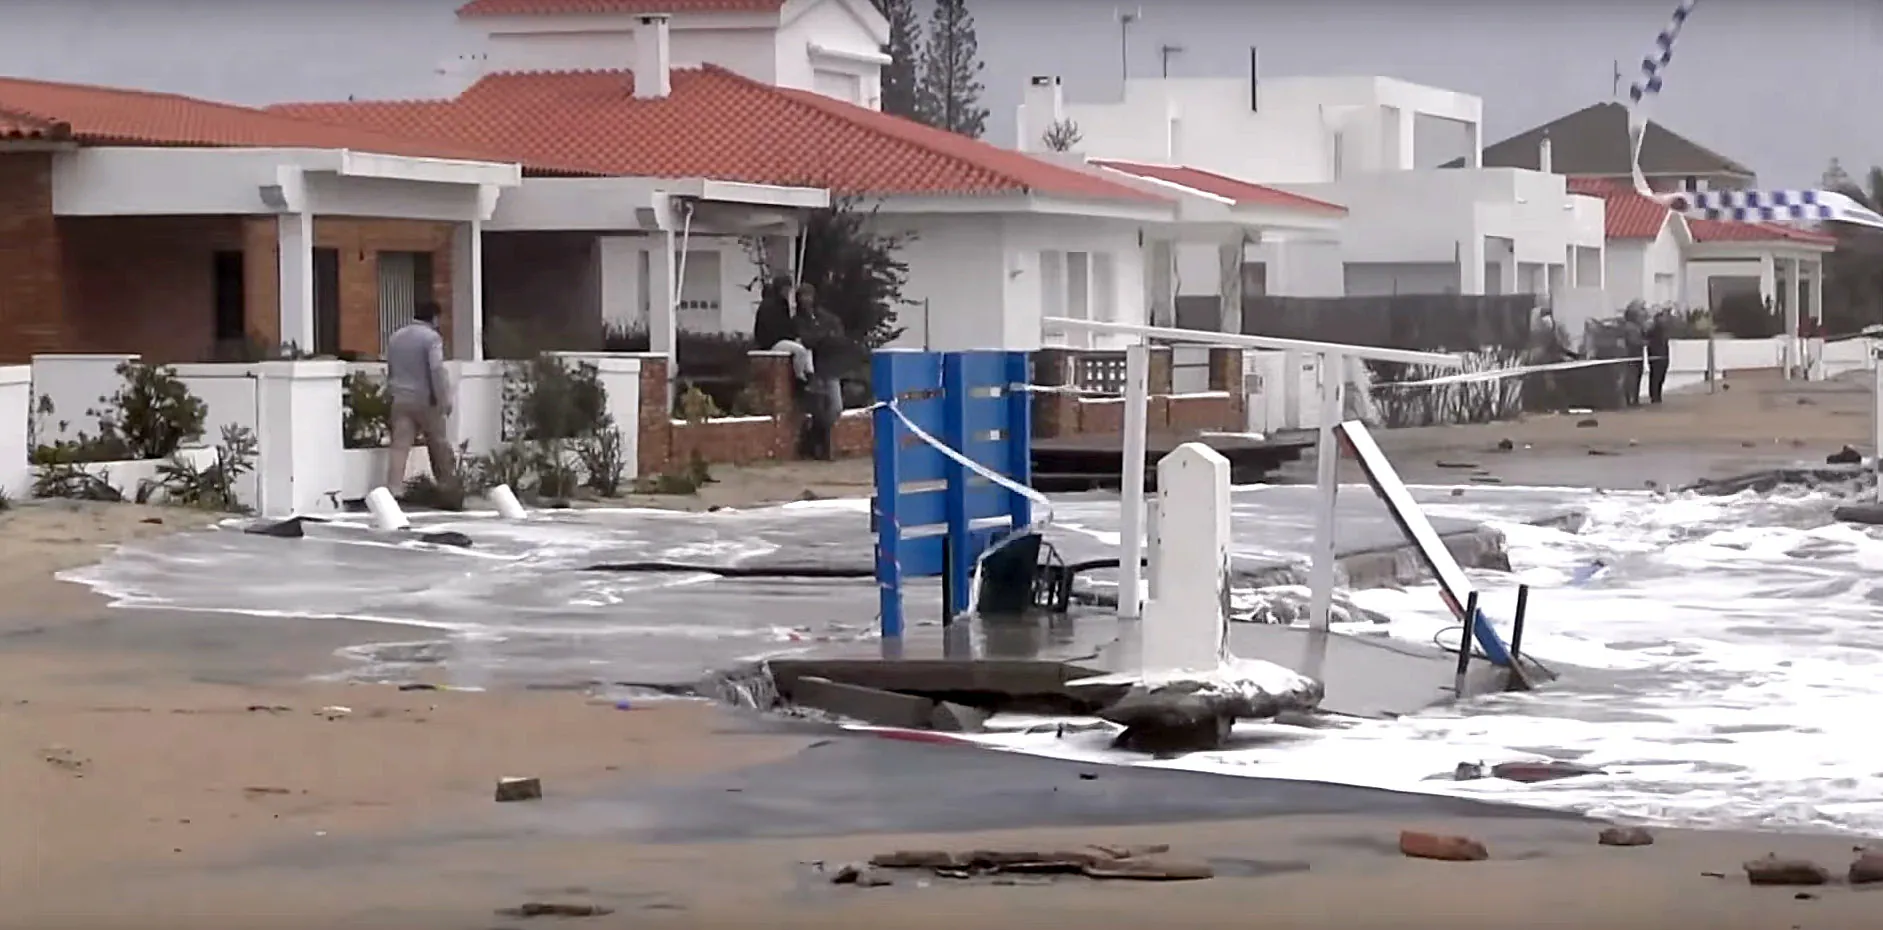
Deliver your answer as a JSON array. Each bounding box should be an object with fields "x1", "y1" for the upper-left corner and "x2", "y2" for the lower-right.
[{"x1": 1015, "y1": 65, "x2": 1608, "y2": 323}]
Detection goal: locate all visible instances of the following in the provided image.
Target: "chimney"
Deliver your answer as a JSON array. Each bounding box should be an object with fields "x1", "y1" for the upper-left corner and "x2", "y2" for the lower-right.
[
  {"x1": 1249, "y1": 46, "x2": 1260, "y2": 112},
  {"x1": 1021, "y1": 75, "x2": 1064, "y2": 150},
  {"x1": 1538, "y1": 130, "x2": 1552, "y2": 174},
  {"x1": 633, "y1": 14, "x2": 672, "y2": 99}
]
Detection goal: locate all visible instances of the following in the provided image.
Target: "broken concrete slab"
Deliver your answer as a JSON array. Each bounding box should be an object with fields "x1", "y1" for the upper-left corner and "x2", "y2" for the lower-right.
[{"x1": 792, "y1": 676, "x2": 936, "y2": 729}]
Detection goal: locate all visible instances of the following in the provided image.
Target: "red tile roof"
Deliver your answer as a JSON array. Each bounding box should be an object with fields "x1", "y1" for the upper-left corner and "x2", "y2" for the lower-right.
[
  {"x1": 0, "y1": 74, "x2": 510, "y2": 162},
  {"x1": 1092, "y1": 159, "x2": 1347, "y2": 214},
  {"x1": 1566, "y1": 177, "x2": 1671, "y2": 240},
  {"x1": 459, "y1": 0, "x2": 784, "y2": 16},
  {"x1": 272, "y1": 67, "x2": 1167, "y2": 203},
  {"x1": 1566, "y1": 176, "x2": 1837, "y2": 246},
  {"x1": 1688, "y1": 216, "x2": 1837, "y2": 246}
]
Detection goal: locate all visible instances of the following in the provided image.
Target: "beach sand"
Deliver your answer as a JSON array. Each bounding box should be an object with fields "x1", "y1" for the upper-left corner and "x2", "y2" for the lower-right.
[{"x1": 4, "y1": 374, "x2": 1879, "y2": 928}]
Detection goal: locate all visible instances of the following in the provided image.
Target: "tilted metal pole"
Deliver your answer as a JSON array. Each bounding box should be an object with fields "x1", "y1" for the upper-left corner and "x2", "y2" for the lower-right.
[{"x1": 1118, "y1": 343, "x2": 1150, "y2": 619}]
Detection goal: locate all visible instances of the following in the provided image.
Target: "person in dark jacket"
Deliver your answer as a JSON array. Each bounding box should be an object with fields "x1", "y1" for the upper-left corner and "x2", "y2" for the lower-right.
[
  {"x1": 1644, "y1": 310, "x2": 1672, "y2": 404},
  {"x1": 791, "y1": 283, "x2": 848, "y2": 460},
  {"x1": 751, "y1": 274, "x2": 795, "y2": 351},
  {"x1": 1619, "y1": 304, "x2": 1646, "y2": 407}
]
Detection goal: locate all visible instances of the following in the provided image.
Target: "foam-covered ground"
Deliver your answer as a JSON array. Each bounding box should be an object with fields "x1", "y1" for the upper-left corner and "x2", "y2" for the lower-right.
[
  {"x1": 61, "y1": 485, "x2": 1564, "y2": 686},
  {"x1": 953, "y1": 486, "x2": 1883, "y2": 835},
  {"x1": 68, "y1": 480, "x2": 1883, "y2": 833}
]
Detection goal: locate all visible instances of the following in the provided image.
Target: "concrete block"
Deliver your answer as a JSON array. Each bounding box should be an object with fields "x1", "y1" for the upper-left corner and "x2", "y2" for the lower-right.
[
  {"x1": 494, "y1": 776, "x2": 541, "y2": 802},
  {"x1": 792, "y1": 676, "x2": 936, "y2": 729},
  {"x1": 929, "y1": 701, "x2": 990, "y2": 733}
]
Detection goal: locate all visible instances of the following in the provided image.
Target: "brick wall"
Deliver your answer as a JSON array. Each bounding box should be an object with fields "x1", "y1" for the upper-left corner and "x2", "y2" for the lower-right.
[
  {"x1": 632, "y1": 351, "x2": 873, "y2": 475},
  {"x1": 61, "y1": 215, "x2": 243, "y2": 361},
  {"x1": 243, "y1": 216, "x2": 454, "y2": 357},
  {"x1": 0, "y1": 152, "x2": 68, "y2": 362},
  {"x1": 1031, "y1": 346, "x2": 1245, "y2": 439},
  {"x1": 624, "y1": 346, "x2": 1240, "y2": 476}
]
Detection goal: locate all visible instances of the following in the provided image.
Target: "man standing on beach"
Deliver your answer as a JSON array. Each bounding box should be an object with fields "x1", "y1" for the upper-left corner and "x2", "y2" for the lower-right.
[
  {"x1": 385, "y1": 300, "x2": 459, "y2": 499},
  {"x1": 1644, "y1": 310, "x2": 1672, "y2": 404},
  {"x1": 791, "y1": 283, "x2": 847, "y2": 461}
]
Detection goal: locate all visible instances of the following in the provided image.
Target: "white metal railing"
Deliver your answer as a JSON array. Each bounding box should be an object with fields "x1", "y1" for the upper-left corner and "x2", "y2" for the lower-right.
[{"x1": 1042, "y1": 317, "x2": 1462, "y2": 629}]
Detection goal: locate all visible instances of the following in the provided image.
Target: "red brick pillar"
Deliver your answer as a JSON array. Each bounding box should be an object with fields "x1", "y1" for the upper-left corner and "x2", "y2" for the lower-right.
[
  {"x1": 637, "y1": 355, "x2": 671, "y2": 476},
  {"x1": 747, "y1": 350, "x2": 796, "y2": 459},
  {"x1": 1030, "y1": 348, "x2": 1078, "y2": 438},
  {"x1": 1148, "y1": 346, "x2": 1174, "y2": 394},
  {"x1": 1209, "y1": 347, "x2": 1245, "y2": 428}
]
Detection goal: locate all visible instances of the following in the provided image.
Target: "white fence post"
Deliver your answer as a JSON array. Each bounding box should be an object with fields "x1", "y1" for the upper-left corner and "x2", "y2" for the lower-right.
[
  {"x1": 1118, "y1": 343, "x2": 1150, "y2": 619},
  {"x1": 1140, "y1": 442, "x2": 1232, "y2": 673},
  {"x1": 256, "y1": 360, "x2": 346, "y2": 517},
  {"x1": 0, "y1": 366, "x2": 29, "y2": 500},
  {"x1": 1307, "y1": 350, "x2": 1344, "y2": 630}
]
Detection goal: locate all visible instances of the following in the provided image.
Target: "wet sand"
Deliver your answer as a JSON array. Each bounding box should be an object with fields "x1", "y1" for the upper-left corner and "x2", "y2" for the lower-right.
[{"x1": 4, "y1": 374, "x2": 1880, "y2": 927}]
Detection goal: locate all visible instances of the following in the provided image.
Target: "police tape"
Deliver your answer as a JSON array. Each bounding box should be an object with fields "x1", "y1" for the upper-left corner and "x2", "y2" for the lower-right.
[{"x1": 1372, "y1": 355, "x2": 1661, "y2": 390}]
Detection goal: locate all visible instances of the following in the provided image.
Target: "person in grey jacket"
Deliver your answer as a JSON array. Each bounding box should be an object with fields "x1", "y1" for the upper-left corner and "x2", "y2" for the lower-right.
[{"x1": 384, "y1": 300, "x2": 458, "y2": 498}]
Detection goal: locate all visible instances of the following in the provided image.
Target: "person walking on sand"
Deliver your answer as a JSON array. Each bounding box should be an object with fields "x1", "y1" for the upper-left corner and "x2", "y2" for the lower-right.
[{"x1": 384, "y1": 300, "x2": 459, "y2": 500}]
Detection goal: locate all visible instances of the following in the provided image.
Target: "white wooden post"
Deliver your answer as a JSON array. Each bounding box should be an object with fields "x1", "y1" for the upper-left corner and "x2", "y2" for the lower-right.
[
  {"x1": 1307, "y1": 350, "x2": 1344, "y2": 630},
  {"x1": 1118, "y1": 342, "x2": 1150, "y2": 619},
  {"x1": 1140, "y1": 443, "x2": 1231, "y2": 673}
]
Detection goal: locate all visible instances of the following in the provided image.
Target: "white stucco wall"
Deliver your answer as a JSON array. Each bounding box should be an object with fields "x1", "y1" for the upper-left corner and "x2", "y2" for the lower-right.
[
  {"x1": 469, "y1": 0, "x2": 882, "y2": 106},
  {"x1": 1029, "y1": 75, "x2": 1482, "y2": 184},
  {"x1": 883, "y1": 212, "x2": 1151, "y2": 352},
  {"x1": 1604, "y1": 221, "x2": 1684, "y2": 308}
]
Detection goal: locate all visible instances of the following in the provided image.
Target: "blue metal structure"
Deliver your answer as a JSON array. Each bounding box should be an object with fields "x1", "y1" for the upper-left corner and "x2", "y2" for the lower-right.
[{"x1": 871, "y1": 349, "x2": 1033, "y2": 638}]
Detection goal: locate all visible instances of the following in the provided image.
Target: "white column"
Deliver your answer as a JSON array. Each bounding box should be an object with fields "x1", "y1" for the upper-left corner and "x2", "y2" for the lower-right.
[
  {"x1": 1810, "y1": 259, "x2": 1825, "y2": 324},
  {"x1": 278, "y1": 212, "x2": 316, "y2": 352},
  {"x1": 1465, "y1": 122, "x2": 1482, "y2": 168},
  {"x1": 450, "y1": 219, "x2": 483, "y2": 361},
  {"x1": 1139, "y1": 443, "x2": 1232, "y2": 673},
  {"x1": 1217, "y1": 237, "x2": 1244, "y2": 333},
  {"x1": 1787, "y1": 257, "x2": 1804, "y2": 378},
  {"x1": 653, "y1": 228, "x2": 678, "y2": 407},
  {"x1": 1458, "y1": 238, "x2": 1486, "y2": 295},
  {"x1": 1307, "y1": 350, "x2": 1344, "y2": 630}
]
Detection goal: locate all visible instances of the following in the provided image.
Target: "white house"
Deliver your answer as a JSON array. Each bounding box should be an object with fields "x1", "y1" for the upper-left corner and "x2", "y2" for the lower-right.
[
  {"x1": 1485, "y1": 106, "x2": 1835, "y2": 336},
  {"x1": 448, "y1": 0, "x2": 890, "y2": 109},
  {"x1": 1015, "y1": 67, "x2": 1608, "y2": 314}
]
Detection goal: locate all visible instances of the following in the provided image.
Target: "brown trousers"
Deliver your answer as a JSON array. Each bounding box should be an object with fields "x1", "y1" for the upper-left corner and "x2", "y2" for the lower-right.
[{"x1": 386, "y1": 402, "x2": 457, "y2": 494}]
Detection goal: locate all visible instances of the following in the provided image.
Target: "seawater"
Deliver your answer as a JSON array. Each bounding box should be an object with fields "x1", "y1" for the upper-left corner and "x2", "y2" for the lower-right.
[{"x1": 61, "y1": 484, "x2": 1883, "y2": 832}]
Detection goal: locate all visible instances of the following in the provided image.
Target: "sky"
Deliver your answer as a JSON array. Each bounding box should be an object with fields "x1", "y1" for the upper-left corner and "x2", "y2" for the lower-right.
[{"x1": 1, "y1": 0, "x2": 1877, "y2": 188}]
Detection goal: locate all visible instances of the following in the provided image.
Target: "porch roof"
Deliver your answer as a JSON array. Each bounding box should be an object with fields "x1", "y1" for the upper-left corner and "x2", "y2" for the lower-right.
[
  {"x1": 0, "y1": 74, "x2": 520, "y2": 166},
  {"x1": 267, "y1": 67, "x2": 1170, "y2": 207},
  {"x1": 1091, "y1": 159, "x2": 1347, "y2": 216},
  {"x1": 51, "y1": 146, "x2": 520, "y2": 219},
  {"x1": 486, "y1": 175, "x2": 828, "y2": 231}
]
